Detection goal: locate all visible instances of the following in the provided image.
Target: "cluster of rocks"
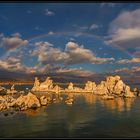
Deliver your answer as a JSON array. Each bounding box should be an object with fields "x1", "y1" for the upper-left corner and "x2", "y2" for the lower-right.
[
  {"x1": 7, "y1": 85, "x2": 18, "y2": 95},
  {"x1": 84, "y1": 81, "x2": 96, "y2": 92},
  {"x1": 0, "y1": 84, "x2": 25, "y2": 96},
  {"x1": 0, "y1": 75, "x2": 138, "y2": 111},
  {"x1": 0, "y1": 91, "x2": 55, "y2": 111},
  {"x1": 95, "y1": 76, "x2": 135, "y2": 99},
  {"x1": 31, "y1": 77, "x2": 61, "y2": 93},
  {"x1": 31, "y1": 76, "x2": 136, "y2": 99},
  {"x1": 65, "y1": 82, "x2": 83, "y2": 92}
]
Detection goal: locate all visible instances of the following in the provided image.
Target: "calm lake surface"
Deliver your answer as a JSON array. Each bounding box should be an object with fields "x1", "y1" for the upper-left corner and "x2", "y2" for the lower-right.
[{"x1": 0, "y1": 84, "x2": 140, "y2": 138}]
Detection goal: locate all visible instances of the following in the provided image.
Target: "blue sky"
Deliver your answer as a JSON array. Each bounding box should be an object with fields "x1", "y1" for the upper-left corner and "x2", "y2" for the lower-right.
[{"x1": 0, "y1": 2, "x2": 140, "y2": 79}]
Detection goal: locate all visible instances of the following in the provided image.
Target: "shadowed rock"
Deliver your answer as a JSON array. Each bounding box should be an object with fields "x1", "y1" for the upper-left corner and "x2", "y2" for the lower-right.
[{"x1": 0, "y1": 86, "x2": 6, "y2": 95}]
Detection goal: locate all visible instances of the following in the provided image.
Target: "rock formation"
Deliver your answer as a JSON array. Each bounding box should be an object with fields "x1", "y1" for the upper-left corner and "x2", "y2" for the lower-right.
[
  {"x1": 39, "y1": 77, "x2": 53, "y2": 90},
  {"x1": 84, "y1": 81, "x2": 96, "y2": 92},
  {"x1": 31, "y1": 77, "x2": 54, "y2": 92},
  {"x1": 132, "y1": 88, "x2": 139, "y2": 96},
  {"x1": 53, "y1": 85, "x2": 61, "y2": 93},
  {"x1": 7, "y1": 85, "x2": 18, "y2": 95},
  {"x1": 124, "y1": 85, "x2": 135, "y2": 98},
  {"x1": 40, "y1": 96, "x2": 48, "y2": 106},
  {"x1": 0, "y1": 102, "x2": 8, "y2": 111},
  {"x1": 15, "y1": 92, "x2": 41, "y2": 111},
  {"x1": 113, "y1": 80, "x2": 124, "y2": 95},
  {"x1": 65, "y1": 82, "x2": 84, "y2": 92},
  {"x1": 31, "y1": 75, "x2": 135, "y2": 98},
  {"x1": 96, "y1": 81, "x2": 108, "y2": 95},
  {"x1": 95, "y1": 75, "x2": 135, "y2": 98},
  {"x1": 0, "y1": 86, "x2": 6, "y2": 95},
  {"x1": 0, "y1": 95, "x2": 16, "y2": 111},
  {"x1": 31, "y1": 77, "x2": 40, "y2": 91},
  {"x1": 67, "y1": 82, "x2": 74, "y2": 90},
  {"x1": 0, "y1": 75, "x2": 137, "y2": 112}
]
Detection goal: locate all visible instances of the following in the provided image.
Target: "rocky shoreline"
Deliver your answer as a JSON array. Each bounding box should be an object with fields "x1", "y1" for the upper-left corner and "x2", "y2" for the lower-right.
[{"x1": 0, "y1": 75, "x2": 139, "y2": 112}]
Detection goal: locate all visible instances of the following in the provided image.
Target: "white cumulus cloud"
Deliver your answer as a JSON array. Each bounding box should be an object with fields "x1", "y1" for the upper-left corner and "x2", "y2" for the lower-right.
[{"x1": 107, "y1": 9, "x2": 140, "y2": 57}]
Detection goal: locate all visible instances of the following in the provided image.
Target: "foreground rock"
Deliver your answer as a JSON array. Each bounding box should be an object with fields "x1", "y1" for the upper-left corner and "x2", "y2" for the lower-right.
[
  {"x1": 0, "y1": 95, "x2": 16, "y2": 111},
  {"x1": 0, "y1": 86, "x2": 6, "y2": 95},
  {"x1": 0, "y1": 102, "x2": 8, "y2": 111},
  {"x1": 15, "y1": 92, "x2": 41, "y2": 111},
  {"x1": 0, "y1": 92, "x2": 54, "y2": 111}
]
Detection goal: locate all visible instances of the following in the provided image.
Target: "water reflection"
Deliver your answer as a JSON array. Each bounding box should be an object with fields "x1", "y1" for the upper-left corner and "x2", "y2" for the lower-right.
[
  {"x1": 100, "y1": 98, "x2": 125, "y2": 112},
  {"x1": 83, "y1": 93, "x2": 98, "y2": 105},
  {"x1": 124, "y1": 98, "x2": 135, "y2": 112},
  {"x1": 82, "y1": 93, "x2": 135, "y2": 113},
  {"x1": 22, "y1": 107, "x2": 48, "y2": 117},
  {"x1": 100, "y1": 97, "x2": 135, "y2": 113}
]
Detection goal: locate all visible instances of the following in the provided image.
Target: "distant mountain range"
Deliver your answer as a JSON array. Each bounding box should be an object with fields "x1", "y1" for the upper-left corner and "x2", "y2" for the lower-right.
[{"x1": 0, "y1": 69, "x2": 139, "y2": 86}]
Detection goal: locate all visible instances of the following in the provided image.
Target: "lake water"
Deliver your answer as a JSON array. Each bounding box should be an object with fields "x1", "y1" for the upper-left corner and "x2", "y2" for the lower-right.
[{"x1": 0, "y1": 85, "x2": 140, "y2": 138}]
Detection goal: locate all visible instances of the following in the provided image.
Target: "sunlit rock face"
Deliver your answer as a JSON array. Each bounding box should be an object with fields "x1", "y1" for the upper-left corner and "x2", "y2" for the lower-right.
[
  {"x1": 65, "y1": 82, "x2": 83, "y2": 92},
  {"x1": 113, "y1": 80, "x2": 124, "y2": 95},
  {"x1": 0, "y1": 103, "x2": 7, "y2": 111},
  {"x1": 0, "y1": 95, "x2": 16, "y2": 111},
  {"x1": 0, "y1": 96, "x2": 8, "y2": 111},
  {"x1": 40, "y1": 96, "x2": 48, "y2": 106},
  {"x1": 67, "y1": 82, "x2": 74, "y2": 90},
  {"x1": 53, "y1": 85, "x2": 61, "y2": 93},
  {"x1": 105, "y1": 76, "x2": 120, "y2": 95},
  {"x1": 31, "y1": 77, "x2": 54, "y2": 92},
  {"x1": 84, "y1": 81, "x2": 96, "y2": 92},
  {"x1": 15, "y1": 92, "x2": 41, "y2": 111},
  {"x1": 3, "y1": 95, "x2": 16, "y2": 107},
  {"x1": 124, "y1": 85, "x2": 135, "y2": 98},
  {"x1": 32, "y1": 77, "x2": 40, "y2": 91},
  {"x1": 31, "y1": 75, "x2": 135, "y2": 98},
  {"x1": 40, "y1": 77, "x2": 53, "y2": 90},
  {"x1": 95, "y1": 75, "x2": 135, "y2": 98},
  {"x1": 96, "y1": 81, "x2": 108, "y2": 95}
]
